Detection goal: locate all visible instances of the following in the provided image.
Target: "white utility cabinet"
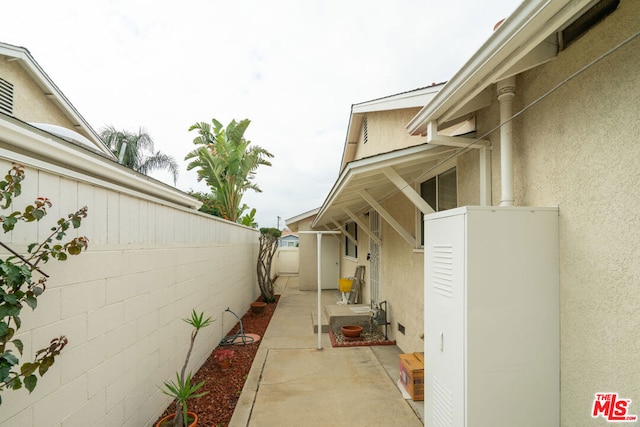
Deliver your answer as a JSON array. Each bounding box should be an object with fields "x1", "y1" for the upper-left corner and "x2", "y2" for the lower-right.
[{"x1": 424, "y1": 206, "x2": 559, "y2": 427}]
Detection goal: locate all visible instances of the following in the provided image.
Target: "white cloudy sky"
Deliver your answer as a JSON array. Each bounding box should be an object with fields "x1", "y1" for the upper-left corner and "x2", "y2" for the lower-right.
[{"x1": 2, "y1": 0, "x2": 522, "y2": 228}]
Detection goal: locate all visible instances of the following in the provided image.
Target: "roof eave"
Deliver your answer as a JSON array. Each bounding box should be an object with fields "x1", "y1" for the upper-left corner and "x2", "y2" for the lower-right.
[
  {"x1": 352, "y1": 84, "x2": 444, "y2": 114},
  {"x1": 285, "y1": 208, "x2": 321, "y2": 232},
  {"x1": 312, "y1": 144, "x2": 449, "y2": 228},
  {"x1": 407, "y1": 0, "x2": 598, "y2": 135}
]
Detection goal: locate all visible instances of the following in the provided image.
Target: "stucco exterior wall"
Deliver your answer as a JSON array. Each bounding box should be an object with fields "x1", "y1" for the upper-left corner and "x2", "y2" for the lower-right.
[
  {"x1": 295, "y1": 216, "x2": 318, "y2": 291},
  {"x1": 334, "y1": 197, "x2": 426, "y2": 353},
  {"x1": 338, "y1": 105, "x2": 457, "y2": 351},
  {"x1": 336, "y1": 107, "x2": 445, "y2": 353},
  {"x1": 0, "y1": 158, "x2": 259, "y2": 427},
  {"x1": 457, "y1": 2, "x2": 640, "y2": 424},
  {"x1": 379, "y1": 192, "x2": 424, "y2": 352},
  {"x1": 520, "y1": 5, "x2": 639, "y2": 424},
  {"x1": 0, "y1": 58, "x2": 78, "y2": 131},
  {"x1": 353, "y1": 108, "x2": 423, "y2": 160},
  {"x1": 457, "y1": 149, "x2": 482, "y2": 206}
]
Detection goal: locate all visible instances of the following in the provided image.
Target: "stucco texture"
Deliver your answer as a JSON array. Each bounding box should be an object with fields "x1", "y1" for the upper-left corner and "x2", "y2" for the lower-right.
[
  {"x1": 462, "y1": 2, "x2": 640, "y2": 424},
  {"x1": 354, "y1": 108, "x2": 423, "y2": 160},
  {"x1": 294, "y1": 216, "x2": 319, "y2": 291},
  {"x1": 380, "y1": 191, "x2": 425, "y2": 352},
  {"x1": 0, "y1": 58, "x2": 80, "y2": 131}
]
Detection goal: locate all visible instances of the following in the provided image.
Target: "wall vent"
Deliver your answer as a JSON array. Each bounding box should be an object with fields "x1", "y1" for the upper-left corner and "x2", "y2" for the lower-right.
[
  {"x1": 363, "y1": 116, "x2": 368, "y2": 144},
  {"x1": 433, "y1": 375, "x2": 453, "y2": 426},
  {"x1": 431, "y1": 244, "x2": 454, "y2": 298},
  {"x1": 0, "y1": 78, "x2": 13, "y2": 115}
]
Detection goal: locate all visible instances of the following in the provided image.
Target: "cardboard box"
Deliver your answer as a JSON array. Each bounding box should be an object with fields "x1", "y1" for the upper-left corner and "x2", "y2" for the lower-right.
[{"x1": 399, "y1": 352, "x2": 424, "y2": 401}]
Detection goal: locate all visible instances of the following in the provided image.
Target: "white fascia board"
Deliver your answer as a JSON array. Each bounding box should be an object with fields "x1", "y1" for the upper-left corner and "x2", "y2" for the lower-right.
[
  {"x1": 285, "y1": 208, "x2": 320, "y2": 227},
  {"x1": 344, "y1": 105, "x2": 363, "y2": 148},
  {"x1": 352, "y1": 85, "x2": 443, "y2": 114},
  {"x1": 0, "y1": 116, "x2": 199, "y2": 209},
  {"x1": 0, "y1": 43, "x2": 113, "y2": 158},
  {"x1": 312, "y1": 144, "x2": 439, "y2": 227},
  {"x1": 407, "y1": 0, "x2": 596, "y2": 135},
  {"x1": 313, "y1": 170, "x2": 356, "y2": 228}
]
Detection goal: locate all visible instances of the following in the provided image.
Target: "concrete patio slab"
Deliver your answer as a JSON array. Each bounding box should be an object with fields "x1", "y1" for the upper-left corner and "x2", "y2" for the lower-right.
[
  {"x1": 248, "y1": 347, "x2": 422, "y2": 427},
  {"x1": 229, "y1": 276, "x2": 423, "y2": 426}
]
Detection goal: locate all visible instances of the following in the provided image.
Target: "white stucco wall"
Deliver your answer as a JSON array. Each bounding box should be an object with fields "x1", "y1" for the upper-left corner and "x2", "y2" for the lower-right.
[
  {"x1": 378, "y1": 192, "x2": 425, "y2": 352},
  {"x1": 353, "y1": 108, "x2": 423, "y2": 161},
  {"x1": 0, "y1": 159, "x2": 259, "y2": 427},
  {"x1": 0, "y1": 58, "x2": 81, "y2": 135},
  {"x1": 520, "y1": 5, "x2": 639, "y2": 424},
  {"x1": 332, "y1": 178, "x2": 427, "y2": 353},
  {"x1": 458, "y1": 1, "x2": 640, "y2": 424},
  {"x1": 295, "y1": 216, "x2": 319, "y2": 291},
  {"x1": 339, "y1": 107, "x2": 442, "y2": 352}
]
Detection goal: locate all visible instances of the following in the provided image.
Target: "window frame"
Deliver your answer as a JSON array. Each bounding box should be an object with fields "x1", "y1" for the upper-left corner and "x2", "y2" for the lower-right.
[
  {"x1": 344, "y1": 221, "x2": 358, "y2": 258},
  {"x1": 416, "y1": 163, "x2": 458, "y2": 248}
]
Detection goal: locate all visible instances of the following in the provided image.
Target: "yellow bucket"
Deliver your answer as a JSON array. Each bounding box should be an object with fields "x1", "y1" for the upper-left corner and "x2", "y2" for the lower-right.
[{"x1": 339, "y1": 278, "x2": 353, "y2": 292}]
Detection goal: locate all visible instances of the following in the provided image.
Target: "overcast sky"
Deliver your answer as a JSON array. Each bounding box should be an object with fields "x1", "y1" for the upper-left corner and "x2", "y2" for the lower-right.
[{"x1": 2, "y1": 0, "x2": 522, "y2": 229}]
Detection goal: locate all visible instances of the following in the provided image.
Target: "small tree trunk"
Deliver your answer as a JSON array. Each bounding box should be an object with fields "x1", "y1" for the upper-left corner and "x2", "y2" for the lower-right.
[{"x1": 257, "y1": 231, "x2": 279, "y2": 302}]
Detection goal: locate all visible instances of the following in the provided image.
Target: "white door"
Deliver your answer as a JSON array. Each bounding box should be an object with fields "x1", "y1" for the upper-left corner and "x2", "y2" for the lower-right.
[
  {"x1": 320, "y1": 235, "x2": 340, "y2": 289},
  {"x1": 425, "y1": 211, "x2": 465, "y2": 427}
]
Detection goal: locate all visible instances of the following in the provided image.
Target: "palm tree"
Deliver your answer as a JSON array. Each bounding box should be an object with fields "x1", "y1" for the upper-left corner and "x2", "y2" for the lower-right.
[
  {"x1": 185, "y1": 118, "x2": 273, "y2": 223},
  {"x1": 99, "y1": 125, "x2": 179, "y2": 185}
]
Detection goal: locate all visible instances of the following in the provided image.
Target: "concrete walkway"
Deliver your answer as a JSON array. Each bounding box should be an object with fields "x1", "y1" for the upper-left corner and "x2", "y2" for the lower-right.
[{"x1": 229, "y1": 276, "x2": 423, "y2": 427}]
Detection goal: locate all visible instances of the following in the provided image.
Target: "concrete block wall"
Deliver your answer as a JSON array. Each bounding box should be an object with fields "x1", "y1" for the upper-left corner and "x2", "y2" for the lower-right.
[{"x1": 0, "y1": 161, "x2": 260, "y2": 426}]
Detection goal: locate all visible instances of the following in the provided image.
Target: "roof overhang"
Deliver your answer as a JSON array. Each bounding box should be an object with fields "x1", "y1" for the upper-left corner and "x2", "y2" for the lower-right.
[
  {"x1": 0, "y1": 42, "x2": 114, "y2": 158},
  {"x1": 285, "y1": 208, "x2": 320, "y2": 232},
  {"x1": 312, "y1": 143, "x2": 457, "y2": 230},
  {"x1": 407, "y1": 0, "x2": 599, "y2": 135}
]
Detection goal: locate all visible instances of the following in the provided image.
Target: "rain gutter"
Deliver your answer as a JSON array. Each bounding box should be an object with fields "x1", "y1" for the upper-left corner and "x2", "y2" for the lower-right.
[{"x1": 407, "y1": 0, "x2": 597, "y2": 135}]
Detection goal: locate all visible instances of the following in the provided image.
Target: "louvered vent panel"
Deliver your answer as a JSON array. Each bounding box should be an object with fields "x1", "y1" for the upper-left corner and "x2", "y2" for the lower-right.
[
  {"x1": 432, "y1": 244, "x2": 453, "y2": 298},
  {"x1": 433, "y1": 375, "x2": 453, "y2": 427},
  {"x1": 0, "y1": 78, "x2": 13, "y2": 115},
  {"x1": 363, "y1": 117, "x2": 368, "y2": 144}
]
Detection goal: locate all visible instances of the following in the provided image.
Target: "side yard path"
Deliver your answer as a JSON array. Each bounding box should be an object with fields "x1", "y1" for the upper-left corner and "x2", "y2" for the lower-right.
[{"x1": 230, "y1": 276, "x2": 424, "y2": 427}]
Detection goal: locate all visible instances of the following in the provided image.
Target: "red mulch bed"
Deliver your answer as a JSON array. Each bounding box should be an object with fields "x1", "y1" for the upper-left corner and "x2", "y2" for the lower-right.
[{"x1": 156, "y1": 296, "x2": 279, "y2": 426}]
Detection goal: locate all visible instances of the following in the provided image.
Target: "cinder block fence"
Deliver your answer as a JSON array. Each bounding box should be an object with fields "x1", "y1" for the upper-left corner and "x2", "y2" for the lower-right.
[{"x1": 0, "y1": 157, "x2": 260, "y2": 427}]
